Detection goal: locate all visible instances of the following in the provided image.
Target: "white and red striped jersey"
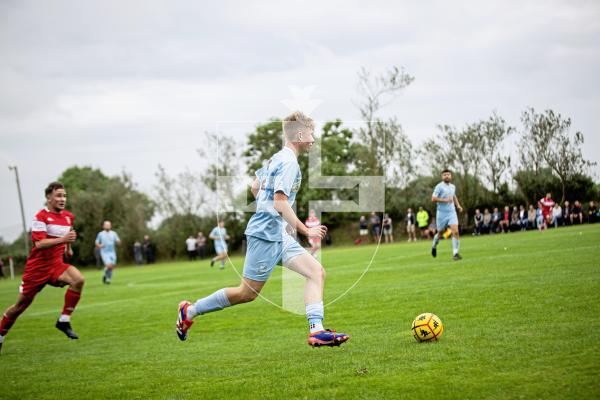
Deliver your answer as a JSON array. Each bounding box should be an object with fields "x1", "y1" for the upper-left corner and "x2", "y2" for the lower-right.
[
  {"x1": 538, "y1": 197, "x2": 555, "y2": 217},
  {"x1": 305, "y1": 216, "x2": 320, "y2": 229},
  {"x1": 27, "y1": 208, "x2": 74, "y2": 268}
]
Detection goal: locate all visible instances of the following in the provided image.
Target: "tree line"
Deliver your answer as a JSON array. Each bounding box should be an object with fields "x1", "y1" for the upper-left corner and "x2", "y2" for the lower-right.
[{"x1": 1, "y1": 67, "x2": 597, "y2": 266}]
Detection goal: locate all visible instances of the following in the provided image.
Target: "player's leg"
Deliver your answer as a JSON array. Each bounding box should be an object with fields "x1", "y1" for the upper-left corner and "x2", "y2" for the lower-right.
[
  {"x1": 0, "y1": 292, "x2": 36, "y2": 353},
  {"x1": 283, "y1": 243, "x2": 349, "y2": 347},
  {"x1": 450, "y1": 223, "x2": 462, "y2": 260},
  {"x1": 432, "y1": 215, "x2": 446, "y2": 258},
  {"x1": 54, "y1": 265, "x2": 85, "y2": 339},
  {"x1": 177, "y1": 237, "x2": 274, "y2": 341}
]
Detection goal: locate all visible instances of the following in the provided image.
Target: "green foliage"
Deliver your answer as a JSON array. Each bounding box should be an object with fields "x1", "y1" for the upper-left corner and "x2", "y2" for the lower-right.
[
  {"x1": 57, "y1": 167, "x2": 155, "y2": 265},
  {"x1": 520, "y1": 108, "x2": 596, "y2": 203}
]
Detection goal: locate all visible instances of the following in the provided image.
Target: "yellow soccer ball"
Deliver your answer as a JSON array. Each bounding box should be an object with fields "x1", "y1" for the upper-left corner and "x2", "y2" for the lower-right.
[{"x1": 412, "y1": 313, "x2": 444, "y2": 342}]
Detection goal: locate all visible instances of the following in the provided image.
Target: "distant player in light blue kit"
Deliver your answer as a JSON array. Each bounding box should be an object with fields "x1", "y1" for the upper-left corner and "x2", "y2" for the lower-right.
[
  {"x1": 176, "y1": 111, "x2": 350, "y2": 347},
  {"x1": 209, "y1": 220, "x2": 229, "y2": 270},
  {"x1": 96, "y1": 220, "x2": 121, "y2": 284},
  {"x1": 431, "y1": 169, "x2": 464, "y2": 261}
]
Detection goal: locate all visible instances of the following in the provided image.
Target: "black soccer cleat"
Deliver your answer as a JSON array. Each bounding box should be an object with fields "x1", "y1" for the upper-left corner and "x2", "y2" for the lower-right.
[
  {"x1": 55, "y1": 320, "x2": 79, "y2": 340},
  {"x1": 210, "y1": 259, "x2": 215, "y2": 267},
  {"x1": 0, "y1": 341, "x2": 3, "y2": 355},
  {"x1": 431, "y1": 247, "x2": 437, "y2": 258},
  {"x1": 453, "y1": 253, "x2": 463, "y2": 261}
]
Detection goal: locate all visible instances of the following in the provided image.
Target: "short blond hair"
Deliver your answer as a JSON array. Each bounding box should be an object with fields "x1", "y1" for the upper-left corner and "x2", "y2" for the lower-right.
[{"x1": 282, "y1": 111, "x2": 315, "y2": 140}]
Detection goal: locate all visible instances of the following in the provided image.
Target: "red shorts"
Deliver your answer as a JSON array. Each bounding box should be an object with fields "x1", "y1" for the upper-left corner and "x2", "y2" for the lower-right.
[{"x1": 20, "y1": 262, "x2": 71, "y2": 299}]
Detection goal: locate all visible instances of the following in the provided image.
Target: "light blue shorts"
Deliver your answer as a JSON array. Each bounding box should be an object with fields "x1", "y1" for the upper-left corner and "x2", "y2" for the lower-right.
[
  {"x1": 243, "y1": 234, "x2": 307, "y2": 282},
  {"x1": 436, "y1": 212, "x2": 458, "y2": 231},
  {"x1": 215, "y1": 242, "x2": 228, "y2": 254},
  {"x1": 100, "y1": 252, "x2": 117, "y2": 266}
]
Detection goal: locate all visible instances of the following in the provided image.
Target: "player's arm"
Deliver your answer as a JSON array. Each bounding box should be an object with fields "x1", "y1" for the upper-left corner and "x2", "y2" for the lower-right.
[
  {"x1": 273, "y1": 192, "x2": 326, "y2": 238},
  {"x1": 454, "y1": 196, "x2": 464, "y2": 213},
  {"x1": 250, "y1": 177, "x2": 261, "y2": 199},
  {"x1": 35, "y1": 231, "x2": 77, "y2": 249},
  {"x1": 431, "y1": 195, "x2": 452, "y2": 203}
]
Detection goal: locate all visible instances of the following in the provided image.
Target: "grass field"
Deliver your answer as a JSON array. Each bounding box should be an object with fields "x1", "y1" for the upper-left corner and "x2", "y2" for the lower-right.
[{"x1": 1, "y1": 225, "x2": 599, "y2": 399}]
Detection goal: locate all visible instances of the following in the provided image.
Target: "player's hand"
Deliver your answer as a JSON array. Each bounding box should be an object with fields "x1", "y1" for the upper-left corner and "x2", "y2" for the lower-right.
[
  {"x1": 66, "y1": 248, "x2": 74, "y2": 258},
  {"x1": 457, "y1": 206, "x2": 463, "y2": 213},
  {"x1": 63, "y1": 230, "x2": 77, "y2": 243},
  {"x1": 307, "y1": 225, "x2": 327, "y2": 239}
]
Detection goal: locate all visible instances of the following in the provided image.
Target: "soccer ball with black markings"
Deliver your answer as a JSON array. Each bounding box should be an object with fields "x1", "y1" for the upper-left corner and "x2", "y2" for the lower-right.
[{"x1": 412, "y1": 313, "x2": 444, "y2": 342}]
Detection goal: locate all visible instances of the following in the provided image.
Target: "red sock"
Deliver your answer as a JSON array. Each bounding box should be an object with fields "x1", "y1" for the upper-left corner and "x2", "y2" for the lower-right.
[
  {"x1": 0, "y1": 313, "x2": 16, "y2": 336},
  {"x1": 62, "y1": 288, "x2": 82, "y2": 316}
]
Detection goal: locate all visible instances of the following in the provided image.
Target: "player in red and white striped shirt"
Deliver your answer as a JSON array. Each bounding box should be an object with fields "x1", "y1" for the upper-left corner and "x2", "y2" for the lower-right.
[{"x1": 0, "y1": 182, "x2": 85, "y2": 355}]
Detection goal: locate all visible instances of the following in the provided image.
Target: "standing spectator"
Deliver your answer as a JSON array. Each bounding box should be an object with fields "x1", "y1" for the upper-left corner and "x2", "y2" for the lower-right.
[
  {"x1": 382, "y1": 213, "x2": 394, "y2": 243},
  {"x1": 358, "y1": 215, "x2": 368, "y2": 244},
  {"x1": 527, "y1": 204, "x2": 537, "y2": 230},
  {"x1": 370, "y1": 212, "x2": 381, "y2": 242},
  {"x1": 538, "y1": 193, "x2": 555, "y2": 227},
  {"x1": 416, "y1": 207, "x2": 430, "y2": 239},
  {"x1": 0, "y1": 258, "x2": 4, "y2": 279},
  {"x1": 499, "y1": 206, "x2": 510, "y2": 233},
  {"x1": 491, "y1": 207, "x2": 501, "y2": 233},
  {"x1": 133, "y1": 241, "x2": 143, "y2": 266},
  {"x1": 404, "y1": 209, "x2": 416, "y2": 242},
  {"x1": 518, "y1": 205, "x2": 528, "y2": 231},
  {"x1": 305, "y1": 209, "x2": 322, "y2": 256},
  {"x1": 143, "y1": 235, "x2": 155, "y2": 264},
  {"x1": 571, "y1": 201, "x2": 583, "y2": 224},
  {"x1": 473, "y1": 209, "x2": 483, "y2": 236},
  {"x1": 185, "y1": 235, "x2": 198, "y2": 261},
  {"x1": 552, "y1": 203, "x2": 563, "y2": 228},
  {"x1": 588, "y1": 201, "x2": 597, "y2": 224},
  {"x1": 482, "y1": 209, "x2": 492, "y2": 234},
  {"x1": 510, "y1": 206, "x2": 520, "y2": 232},
  {"x1": 562, "y1": 201, "x2": 572, "y2": 226},
  {"x1": 196, "y1": 232, "x2": 207, "y2": 259}
]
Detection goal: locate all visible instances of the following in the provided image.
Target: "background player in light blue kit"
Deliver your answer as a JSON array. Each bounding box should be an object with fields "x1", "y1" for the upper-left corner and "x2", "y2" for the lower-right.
[
  {"x1": 431, "y1": 169, "x2": 464, "y2": 261},
  {"x1": 96, "y1": 220, "x2": 121, "y2": 284},
  {"x1": 176, "y1": 111, "x2": 349, "y2": 347},
  {"x1": 209, "y1": 220, "x2": 229, "y2": 270}
]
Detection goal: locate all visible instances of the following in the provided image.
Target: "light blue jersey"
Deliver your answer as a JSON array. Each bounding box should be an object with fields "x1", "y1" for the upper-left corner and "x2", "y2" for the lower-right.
[
  {"x1": 210, "y1": 226, "x2": 228, "y2": 253},
  {"x1": 96, "y1": 230, "x2": 120, "y2": 255},
  {"x1": 433, "y1": 182, "x2": 456, "y2": 215},
  {"x1": 245, "y1": 147, "x2": 302, "y2": 242}
]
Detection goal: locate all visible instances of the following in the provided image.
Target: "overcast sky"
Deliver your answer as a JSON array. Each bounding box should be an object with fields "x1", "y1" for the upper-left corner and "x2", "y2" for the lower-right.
[{"x1": 1, "y1": 0, "x2": 599, "y2": 241}]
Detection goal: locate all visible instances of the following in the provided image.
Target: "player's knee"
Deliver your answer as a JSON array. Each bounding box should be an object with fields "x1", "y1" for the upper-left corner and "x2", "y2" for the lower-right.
[
  {"x1": 240, "y1": 290, "x2": 258, "y2": 303},
  {"x1": 73, "y1": 275, "x2": 85, "y2": 289}
]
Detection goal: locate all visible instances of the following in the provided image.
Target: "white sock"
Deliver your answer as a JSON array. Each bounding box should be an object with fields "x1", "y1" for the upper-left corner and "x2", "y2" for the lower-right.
[
  {"x1": 58, "y1": 314, "x2": 71, "y2": 322},
  {"x1": 0, "y1": 335, "x2": 4, "y2": 343},
  {"x1": 309, "y1": 322, "x2": 324, "y2": 333}
]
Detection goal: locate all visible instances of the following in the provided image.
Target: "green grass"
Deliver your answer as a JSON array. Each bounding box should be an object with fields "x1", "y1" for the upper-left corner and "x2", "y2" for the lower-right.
[{"x1": 1, "y1": 225, "x2": 599, "y2": 399}]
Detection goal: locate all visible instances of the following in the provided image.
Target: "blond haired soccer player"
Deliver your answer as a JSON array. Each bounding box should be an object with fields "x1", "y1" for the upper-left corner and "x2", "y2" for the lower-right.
[
  {"x1": 176, "y1": 111, "x2": 349, "y2": 347},
  {"x1": 0, "y1": 182, "x2": 85, "y2": 354}
]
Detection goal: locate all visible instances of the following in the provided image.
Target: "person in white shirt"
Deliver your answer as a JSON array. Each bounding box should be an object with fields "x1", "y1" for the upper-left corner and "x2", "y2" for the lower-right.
[{"x1": 185, "y1": 235, "x2": 198, "y2": 261}]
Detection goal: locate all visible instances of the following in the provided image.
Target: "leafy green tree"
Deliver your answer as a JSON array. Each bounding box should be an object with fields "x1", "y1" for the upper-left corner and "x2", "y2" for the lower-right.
[{"x1": 58, "y1": 167, "x2": 154, "y2": 265}]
